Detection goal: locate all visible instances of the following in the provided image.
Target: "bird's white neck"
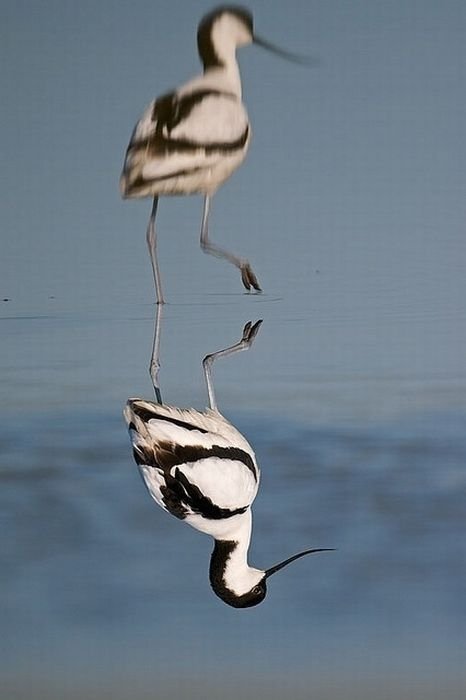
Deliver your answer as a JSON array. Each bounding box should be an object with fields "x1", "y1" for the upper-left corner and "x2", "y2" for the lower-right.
[
  {"x1": 211, "y1": 24, "x2": 241, "y2": 61},
  {"x1": 203, "y1": 62, "x2": 242, "y2": 98},
  {"x1": 209, "y1": 510, "x2": 263, "y2": 600},
  {"x1": 201, "y1": 21, "x2": 244, "y2": 97}
]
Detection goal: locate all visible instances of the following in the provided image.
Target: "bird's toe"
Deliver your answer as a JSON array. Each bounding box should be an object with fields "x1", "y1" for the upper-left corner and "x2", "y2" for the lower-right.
[
  {"x1": 240, "y1": 266, "x2": 252, "y2": 291},
  {"x1": 247, "y1": 319, "x2": 263, "y2": 343},
  {"x1": 241, "y1": 263, "x2": 262, "y2": 292},
  {"x1": 241, "y1": 319, "x2": 263, "y2": 345}
]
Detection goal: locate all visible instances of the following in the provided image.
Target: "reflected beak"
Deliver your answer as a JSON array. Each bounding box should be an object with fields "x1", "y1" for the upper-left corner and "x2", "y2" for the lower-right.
[
  {"x1": 253, "y1": 35, "x2": 318, "y2": 65},
  {"x1": 265, "y1": 548, "x2": 334, "y2": 578}
]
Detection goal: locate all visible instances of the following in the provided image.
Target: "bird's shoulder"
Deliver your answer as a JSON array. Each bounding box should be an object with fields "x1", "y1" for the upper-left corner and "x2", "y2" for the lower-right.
[
  {"x1": 131, "y1": 85, "x2": 246, "y2": 143},
  {"x1": 168, "y1": 83, "x2": 248, "y2": 144},
  {"x1": 125, "y1": 400, "x2": 259, "y2": 515},
  {"x1": 125, "y1": 400, "x2": 251, "y2": 448}
]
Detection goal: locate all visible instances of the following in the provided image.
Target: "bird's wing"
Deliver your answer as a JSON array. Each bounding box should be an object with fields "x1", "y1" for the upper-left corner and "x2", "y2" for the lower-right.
[
  {"x1": 120, "y1": 87, "x2": 249, "y2": 196},
  {"x1": 122, "y1": 89, "x2": 249, "y2": 162},
  {"x1": 125, "y1": 400, "x2": 259, "y2": 519},
  {"x1": 165, "y1": 88, "x2": 249, "y2": 147},
  {"x1": 125, "y1": 400, "x2": 257, "y2": 455}
]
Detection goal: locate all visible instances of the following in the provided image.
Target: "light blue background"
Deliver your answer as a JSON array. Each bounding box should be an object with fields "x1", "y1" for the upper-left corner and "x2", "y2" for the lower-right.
[{"x1": 1, "y1": 2, "x2": 465, "y2": 699}]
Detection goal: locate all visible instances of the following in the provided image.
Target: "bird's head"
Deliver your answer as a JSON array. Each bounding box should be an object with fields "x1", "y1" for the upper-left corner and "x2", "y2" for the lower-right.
[
  {"x1": 197, "y1": 6, "x2": 315, "y2": 69},
  {"x1": 198, "y1": 6, "x2": 253, "y2": 67},
  {"x1": 210, "y1": 540, "x2": 333, "y2": 608}
]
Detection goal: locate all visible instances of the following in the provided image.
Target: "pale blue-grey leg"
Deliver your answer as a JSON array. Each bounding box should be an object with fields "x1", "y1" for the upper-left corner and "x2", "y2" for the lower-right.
[
  {"x1": 146, "y1": 196, "x2": 163, "y2": 402},
  {"x1": 149, "y1": 301, "x2": 163, "y2": 404},
  {"x1": 200, "y1": 195, "x2": 262, "y2": 292},
  {"x1": 146, "y1": 196, "x2": 164, "y2": 305},
  {"x1": 202, "y1": 320, "x2": 263, "y2": 411}
]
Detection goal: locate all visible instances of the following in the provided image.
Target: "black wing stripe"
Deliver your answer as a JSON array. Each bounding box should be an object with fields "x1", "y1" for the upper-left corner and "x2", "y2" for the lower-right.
[
  {"x1": 131, "y1": 441, "x2": 255, "y2": 520},
  {"x1": 130, "y1": 440, "x2": 257, "y2": 482},
  {"x1": 129, "y1": 125, "x2": 249, "y2": 158},
  {"x1": 150, "y1": 91, "x2": 176, "y2": 125},
  {"x1": 130, "y1": 403, "x2": 209, "y2": 433},
  {"x1": 159, "y1": 471, "x2": 190, "y2": 520},
  {"x1": 172, "y1": 468, "x2": 248, "y2": 520},
  {"x1": 124, "y1": 168, "x2": 206, "y2": 195},
  {"x1": 132, "y1": 447, "x2": 146, "y2": 465},
  {"x1": 152, "y1": 89, "x2": 237, "y2": 130},
  {"x1": 159, "y1": 443, "x2": 257, "y2": 482}
]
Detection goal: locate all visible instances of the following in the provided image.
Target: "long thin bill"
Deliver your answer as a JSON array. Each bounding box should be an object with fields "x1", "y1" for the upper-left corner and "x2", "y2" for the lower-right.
[
  {"x1": 253, "y1": 35, "x2": 318, "y2": 65},
  {"x1": 265, "y1": 548, "x2": 334, "y2": 578}
]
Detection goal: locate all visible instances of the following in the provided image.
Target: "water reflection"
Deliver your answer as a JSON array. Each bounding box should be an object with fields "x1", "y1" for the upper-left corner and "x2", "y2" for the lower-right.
[
  {"x1": 125, "y1": 319, "x2": 314, "y2": 608},
  {"x1": 1, "y1": 403, "x2": 465, "y2": 697},
  {"x1": 148, "y1": 300, "x2": 163, "y2": 403},
  {"x1": 1, "y1": 282, "x2": 465, "y2": 698}
]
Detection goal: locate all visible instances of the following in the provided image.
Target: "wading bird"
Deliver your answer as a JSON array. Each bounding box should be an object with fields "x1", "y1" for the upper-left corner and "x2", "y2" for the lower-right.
[
  {"x1": 121, "y1": 5, "x2": 311, "y2": 303},
  {"x1": 125, "y1": 321, "x2": 332, "y2": 608}
]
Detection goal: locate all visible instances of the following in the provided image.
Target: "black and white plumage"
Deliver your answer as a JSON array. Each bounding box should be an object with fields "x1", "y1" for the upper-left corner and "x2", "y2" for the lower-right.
[
  {"x1": 121, "y1": 6, "x2": 310, "y2": 303},
  {"x1": 124, "y1": 321, "x2": 332, "y2": 608}
]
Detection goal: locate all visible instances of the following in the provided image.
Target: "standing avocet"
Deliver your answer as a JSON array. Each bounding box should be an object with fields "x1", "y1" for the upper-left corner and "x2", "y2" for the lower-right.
[
  {"x1": 124, "y1": 321, "x2": 332, "y2": 608},
  {"x1": 121, "y1": 5, "x2": 310, "y2": 303}
]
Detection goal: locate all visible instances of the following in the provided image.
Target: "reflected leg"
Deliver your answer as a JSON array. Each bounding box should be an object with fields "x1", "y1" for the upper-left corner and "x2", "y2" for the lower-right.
[
  {"x1": 202, "y1": 320, "x2": 263, "y2": 411},
  {"x1": 148, "y1": 301, "x2": 163, "y2": 404}
]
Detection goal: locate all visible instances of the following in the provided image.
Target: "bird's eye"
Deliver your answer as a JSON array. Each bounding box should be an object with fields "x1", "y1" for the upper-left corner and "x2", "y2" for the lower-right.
[{"x1": 252, "y1": 585, "x2": 262, "y2": 595}]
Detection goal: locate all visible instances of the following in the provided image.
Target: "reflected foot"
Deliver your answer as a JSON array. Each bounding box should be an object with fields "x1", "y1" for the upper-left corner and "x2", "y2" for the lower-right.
[{"x1": 240, "y1": 319, "x2": 263, "y2": 347}]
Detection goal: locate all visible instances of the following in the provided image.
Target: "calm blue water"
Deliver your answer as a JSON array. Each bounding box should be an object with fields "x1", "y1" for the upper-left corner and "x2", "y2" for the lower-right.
[
  {"x1": 1, "y1": 292, "x2": 466, "y2": 700},
  {"x1": 2, "y1": 1, "x2": 465, "y2": 696}
]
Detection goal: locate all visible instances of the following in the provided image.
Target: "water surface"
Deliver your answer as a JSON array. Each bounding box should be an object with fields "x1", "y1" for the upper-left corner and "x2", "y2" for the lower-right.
[{"x1": 1, "y1": 293, "x2": 465, "y2": 699}]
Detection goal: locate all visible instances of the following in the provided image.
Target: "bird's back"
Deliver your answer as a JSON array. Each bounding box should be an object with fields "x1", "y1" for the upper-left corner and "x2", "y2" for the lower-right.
[
  {"x1": 124, "y1": 399, "x2": 259, "y2": 535},
  {"x1": 120, "y1": 72, "x2": 250, "y2": 199}
]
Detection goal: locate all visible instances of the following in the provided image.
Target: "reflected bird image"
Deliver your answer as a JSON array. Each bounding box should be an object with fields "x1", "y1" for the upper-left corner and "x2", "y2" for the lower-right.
[
  {"x1": 125, "y1": 321, "x2": 332, "y2": 608},
  {"x1": 120, "y1": 5, "x2": 312, "y2": 302}
]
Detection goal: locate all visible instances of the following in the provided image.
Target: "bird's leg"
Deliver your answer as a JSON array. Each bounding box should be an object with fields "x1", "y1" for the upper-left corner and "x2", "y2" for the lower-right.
[
  {"x1": 202, "y1": 320, "x2": 263, "y2": 411},
  {"x1": 146, "y1": 196, "x2": 165, "y2": 305},
  {"x1": 146, "y1": 196, "x2": 163, "y2": 401},
  {"x1": 200, "y1": 195, "x2": 262, "y2": 292},
  {"x1": 149, "y1": 301, "x2": 163, "y2": 404}
]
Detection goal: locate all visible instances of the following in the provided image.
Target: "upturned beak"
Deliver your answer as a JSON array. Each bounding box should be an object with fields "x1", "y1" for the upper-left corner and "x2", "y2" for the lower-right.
[
  {"x1": 265, "y1": 548, "x2": 334, "y2": 578},
  {"x1": 253, "y1": 35, "x2": 318, "y2": 65}
]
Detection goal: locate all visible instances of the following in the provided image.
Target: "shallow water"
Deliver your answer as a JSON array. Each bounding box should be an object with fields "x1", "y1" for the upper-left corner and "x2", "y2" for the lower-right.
[
  {"x1": 1, "y1": 294, "x2": 466, "y2": 700},
  {"x1": 1, "y1": 1, "x2": 465, "y2": 696}
]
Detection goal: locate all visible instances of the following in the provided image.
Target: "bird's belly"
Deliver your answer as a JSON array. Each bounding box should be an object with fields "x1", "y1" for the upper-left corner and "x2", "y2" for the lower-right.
[{"x1": 120, "y1": 145, "x2": 248, "y2": 198}]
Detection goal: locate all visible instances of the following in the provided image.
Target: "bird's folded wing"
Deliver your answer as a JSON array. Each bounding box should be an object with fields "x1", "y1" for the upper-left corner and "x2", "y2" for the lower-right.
[
  {"x1": 173, "y1": 452, "x2": 258, "y2": 510},
  {"x1": 166, "y1": 90, "x2": 249, "y2": 147}
]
